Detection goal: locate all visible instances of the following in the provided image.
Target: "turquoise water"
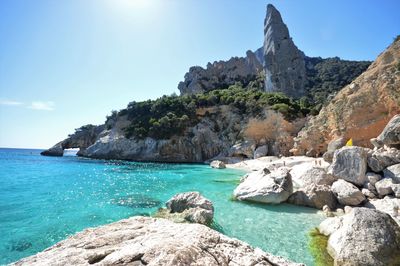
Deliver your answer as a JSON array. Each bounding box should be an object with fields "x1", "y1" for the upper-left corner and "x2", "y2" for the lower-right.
[{"x1": 0, "y1": 148, "x2": 323, "y2": 265}]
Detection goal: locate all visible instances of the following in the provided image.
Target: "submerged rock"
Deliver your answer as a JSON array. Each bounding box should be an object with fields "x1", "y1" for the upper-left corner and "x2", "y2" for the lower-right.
[
  {"x1": 325, "y1": 208, "x2": 400, "y2": 266},
  {"x1": 12, "y1": 216, "x2": 302, "y2": 266},
  {"x1": 233, "y1": 167, "x2": 293, "y2": 204}
]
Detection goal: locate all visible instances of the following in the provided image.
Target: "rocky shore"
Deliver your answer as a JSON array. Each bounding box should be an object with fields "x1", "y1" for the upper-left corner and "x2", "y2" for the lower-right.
[{"x1": 211, "y1": 114, "x2": 400, "y2": 265}]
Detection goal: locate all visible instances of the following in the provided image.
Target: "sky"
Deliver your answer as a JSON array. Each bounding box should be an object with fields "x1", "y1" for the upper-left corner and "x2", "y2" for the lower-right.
[{"x1": 0, "y1": 0, "x2": 399, "y2": 149}]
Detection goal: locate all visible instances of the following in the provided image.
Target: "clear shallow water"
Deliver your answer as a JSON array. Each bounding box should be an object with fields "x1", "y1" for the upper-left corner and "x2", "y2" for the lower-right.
[{"x1": 0, "y1": 148, "x2": 323, "y2": 265}]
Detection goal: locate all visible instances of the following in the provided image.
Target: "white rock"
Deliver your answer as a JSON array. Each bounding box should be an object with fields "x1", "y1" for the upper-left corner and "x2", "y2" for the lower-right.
[
  {"x1": 290, "y1": 164, "x2": 336, "y2": 189},
  {"x1": 233, "y1": 167, "x2": 293, "y2": 204},
  {"x1": 365, "y1": 172, "x2": 382, "y2": 185},
  {"x1": 364, "y1": 197, "x2": 400, "y2": 225},
  {"x1": 344, "y1": 206, "x2": 353, "y2": 214},
  {"x1": 328, "y1": 146, "x2": 368, "y2": 186},
  {"x1": 318, "y1": 217, "x2": 342, "y2": 236},
  {"x1": 210, "y1": 160, "x2": 226, "y2": 169},
  {"x1": 331, "y1": 179, "x2": 366, "y2": 206},
  {"x1": 361, "y1": 188, "x2": 376, "y2": 199},
  {"x1": 383, "y1": 163, "x2": 400, "y2": 183},
  {"x1": 375, "y1": 178, "x2": 395, "y2": 197},
  {"x1": 12, "y1": 216, "x2": 302, "y2": 266},
  {"x1": 166, "y1": 192, "x2": 214, "y2": 225}
]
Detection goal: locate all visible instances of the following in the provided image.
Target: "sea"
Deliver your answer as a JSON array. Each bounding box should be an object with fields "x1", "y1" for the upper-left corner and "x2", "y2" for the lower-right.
[{"x1": 0, "y1": 148, "x2": 323, "y2": 265}]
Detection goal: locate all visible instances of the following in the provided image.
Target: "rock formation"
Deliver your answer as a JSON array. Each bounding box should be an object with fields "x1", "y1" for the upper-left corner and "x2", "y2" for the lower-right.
[
  {"x1": 178, "y1": 50, "x2": 264, "y2": 95},
  {"x1": 233, "y1": 167, "x2": 293, "y2": 204},
  {"x1": 263, "y1": 4, "x2": 306, "y2": 98},
  {"x1": 164, "y1": 192, "x2": 214, "y2": 225},
  {"x1": 293, "y1": 38, "x2": 400, "y2": 156},
  {"x1": 41, "y1": 125, "x2": 104, "y2": 156},
  {"x1": 12, "y1": 216, "x2": 302, "y2": 266}
]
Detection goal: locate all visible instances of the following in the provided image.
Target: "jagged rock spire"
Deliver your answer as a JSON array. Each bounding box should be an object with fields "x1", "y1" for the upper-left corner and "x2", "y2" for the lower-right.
[{"x1": 263, "y1": 4, "x2": 306, "y2": 98}]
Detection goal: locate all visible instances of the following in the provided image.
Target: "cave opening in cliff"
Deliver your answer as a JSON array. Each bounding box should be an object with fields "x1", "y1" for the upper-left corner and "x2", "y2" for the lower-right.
[{"x1": 63, "y1": 148, "x2": 79, "y2": 156}]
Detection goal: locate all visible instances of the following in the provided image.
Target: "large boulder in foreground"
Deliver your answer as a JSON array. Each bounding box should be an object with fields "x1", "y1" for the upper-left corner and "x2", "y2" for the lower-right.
[
  {"x1": 325, "y1": 208, "x2": 400, "y2": 266},
  {"x1": 233, "y1": 167, "x2": 293, "y2": 204},
  {"x1": 12, "y1": 216, "x2": 301, "y2": 266},
  {"x1": 328, "y1": 146, "x2": 368, "y2": 186},
  {"x1": 331, "y1": 179, "x2": 365, "y2": 206},
  {"x1": 164, "y1": 192, "x2": 214, "y2": 225}
]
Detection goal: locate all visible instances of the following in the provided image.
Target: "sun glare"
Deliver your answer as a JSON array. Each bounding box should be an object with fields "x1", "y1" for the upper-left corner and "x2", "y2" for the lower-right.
[{"x1": 117, "y1": 0, "x2": 152, "y2": 9}]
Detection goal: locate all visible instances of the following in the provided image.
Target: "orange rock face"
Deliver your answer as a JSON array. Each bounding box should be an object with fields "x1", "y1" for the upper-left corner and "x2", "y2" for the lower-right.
[{"x1": 292, "y1": 38, "x2": 400, "y2": 156}]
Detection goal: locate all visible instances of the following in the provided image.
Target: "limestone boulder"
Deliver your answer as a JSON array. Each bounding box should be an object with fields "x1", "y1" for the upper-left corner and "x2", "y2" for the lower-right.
[
  {"x1": 383, "y1": 163, "x2": 400, "y2": 183},
  {"x1": 375, "y1": 178, "x2": 396, "y2": 197},
  {"x1": 254, "y1": 145, "x2": 269, "y2": 159},
  {"x1": 367, "y1": 147, "x2": 400, "y2": 172},
  {"x1": 376, "y1": 114, "x2": 400, "y2": 148},
  {"x1": 328, "y1": 146, "x2": 368, "y2": 186},
  {"x1": 233, "y1": 167, "x2": 293, "y2": 204},
  {"x1": 331, "y1": 180, "x2": 366, "y2": 206},
  {"x1": 365, "y1": 197, "x2": 400, "y2": 225},
  {"x1": 40, "y1": 142, "x2": 64, "y2": 156},
  {"x1": 366, "y1": 197, "x2": 400, "y2": 219},
  {"x1": 318, "y1": 216, "x2": 342, "y2": 236},
  {"x1": 166, "y1": 192, "x2": 214, "y2": 225},
  {"x1": 326, "y1": 208, "x2": 400, "y2": 266},
  {"x1": 12, "y1": 216, "x2": 302, "y2": 266},
  {"x1": 288, "y1": 184, "x2": 337, "y2": 209},
  {"x1": 361, "y1": 188, "x2": 376, "y2": 199},
  {"x1": 210, "y1": 160, "x2": 226, "y2": 169},
  {"x1": 323, "y1": 137, "x2": 346, "y2": 163},
  {"x1": 290, "y1": 164, "x2": 336, "y2": 189},
  {"x1": 229, "y1": 140, "x2": 256, "y2": 158},
  {"x1": 365, "y1": 172, "x2": 382, "y2": 185}
]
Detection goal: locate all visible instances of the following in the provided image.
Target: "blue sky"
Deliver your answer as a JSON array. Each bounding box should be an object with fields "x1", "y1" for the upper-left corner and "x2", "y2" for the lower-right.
[{"x1": 0, "y1": 0, "x2": 399, "y2": 149}]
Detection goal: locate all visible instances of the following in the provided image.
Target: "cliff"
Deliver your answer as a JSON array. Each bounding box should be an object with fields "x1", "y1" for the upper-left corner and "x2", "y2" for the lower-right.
[
  {"x1": 178, "y1": 50, "x2": 264, "y2": 95},
  {"x1": 292, "y1": 38, "x2": 400, "y2": 156},
  {"x1": 263, "y1": 4, "x2": 306, "y2": 98}
]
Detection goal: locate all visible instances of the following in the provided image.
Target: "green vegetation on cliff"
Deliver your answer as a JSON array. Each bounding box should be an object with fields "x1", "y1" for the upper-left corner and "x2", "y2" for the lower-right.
[
  {"x1": 110, "y1": 85, "x2": 310, "y2": 140},
  {"x1": 305, "y1": 57, "x2": 371, "y2": 107}
]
